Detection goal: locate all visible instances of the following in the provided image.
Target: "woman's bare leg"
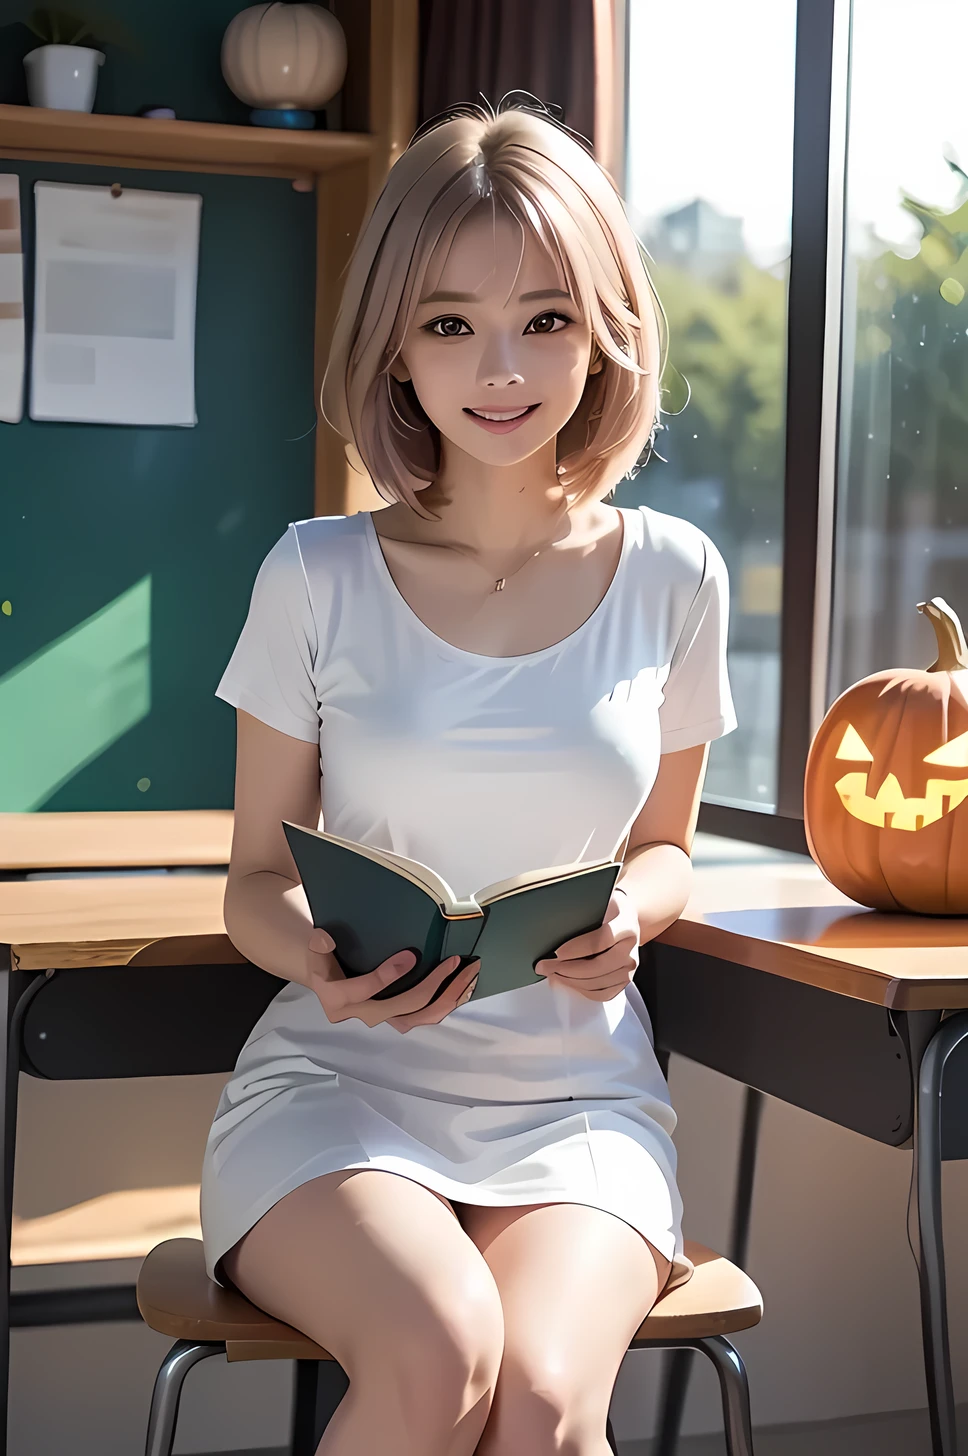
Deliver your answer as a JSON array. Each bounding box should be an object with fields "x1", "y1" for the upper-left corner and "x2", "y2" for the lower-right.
[
  {"x1": 222, "y1": 1170, "x2": 506, "y2": 1456},
  {"x1": 454, "y1": 1201, "x2": 671, "y2": 1456}
]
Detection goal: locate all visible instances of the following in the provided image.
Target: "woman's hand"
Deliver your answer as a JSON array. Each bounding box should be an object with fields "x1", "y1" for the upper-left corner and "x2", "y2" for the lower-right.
[
  {"x1": 533, "y1": 886, "x2": 641, "y2": 1002},
  {"x1": 305, "y1": 929, "x2": 480, "y2": 1033}
]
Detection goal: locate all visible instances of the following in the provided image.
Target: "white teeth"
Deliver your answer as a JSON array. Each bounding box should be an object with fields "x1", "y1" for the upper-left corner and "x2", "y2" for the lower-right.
[{"x1": 469, "y1": 407, "x2": 533, "y2": 421}]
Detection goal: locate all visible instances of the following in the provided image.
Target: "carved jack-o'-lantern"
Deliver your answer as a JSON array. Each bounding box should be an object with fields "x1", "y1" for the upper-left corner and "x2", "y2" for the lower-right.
[{"x1": 804, "y1": 597, "x2": 968, "y2": 915}]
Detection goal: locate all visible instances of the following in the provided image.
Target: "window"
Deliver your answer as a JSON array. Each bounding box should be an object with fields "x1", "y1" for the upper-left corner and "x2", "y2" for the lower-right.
[
  {"x1": 829, "y1": 0, "x2": 968, "y2": 698},
  {"x1": 616, "y1": 0, "x2": 798, "y2": 814}
]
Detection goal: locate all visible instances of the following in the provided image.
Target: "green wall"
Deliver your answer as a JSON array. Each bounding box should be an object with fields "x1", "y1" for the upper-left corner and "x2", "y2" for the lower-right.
[{"x1": 0, "y1": 5, "x2": 318, "y2": 812}]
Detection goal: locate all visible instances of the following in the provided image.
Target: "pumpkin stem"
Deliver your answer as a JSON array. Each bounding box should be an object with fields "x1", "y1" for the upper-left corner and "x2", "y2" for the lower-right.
[{"x1": 916, "y1": 597, "x2": 968, "y2": 671}]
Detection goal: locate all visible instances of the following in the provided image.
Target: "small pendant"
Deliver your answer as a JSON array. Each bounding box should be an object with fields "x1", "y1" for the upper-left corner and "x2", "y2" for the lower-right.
[{"x1": 494, "y1": 578, "x2": 506, "y2": 592}]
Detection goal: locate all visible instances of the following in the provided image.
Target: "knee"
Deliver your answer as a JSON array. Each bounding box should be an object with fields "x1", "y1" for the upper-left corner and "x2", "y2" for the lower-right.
[
  {"x1": 355, "y1": 1273, "x2": 505, "y2": 1428},
  {"x1": 484, "y1": 1350, "x2": 607, "y2": 1455}
]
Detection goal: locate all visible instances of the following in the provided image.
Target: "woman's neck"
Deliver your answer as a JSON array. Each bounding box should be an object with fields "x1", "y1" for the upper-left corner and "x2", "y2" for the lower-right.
[{"x1": 410, "y1": 439, "x2": 570, "y2": 551}]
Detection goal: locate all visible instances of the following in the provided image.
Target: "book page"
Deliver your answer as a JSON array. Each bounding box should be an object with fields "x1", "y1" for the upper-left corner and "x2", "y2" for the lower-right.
[
  {"x1": 476, "y1": 857, "x2": 616, "y2": 906},
  {"x1": 283, "y1": 822, "x2": 466, "y2": 910}
]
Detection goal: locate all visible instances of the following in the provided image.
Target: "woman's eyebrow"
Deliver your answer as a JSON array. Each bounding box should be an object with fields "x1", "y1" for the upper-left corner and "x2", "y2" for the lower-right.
[{"x1": 417, "y1": 287, "x2": 573, "y2": 306}]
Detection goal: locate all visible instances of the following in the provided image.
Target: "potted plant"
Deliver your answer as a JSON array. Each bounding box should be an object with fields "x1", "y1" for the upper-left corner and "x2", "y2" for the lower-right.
[{"x1": 21, "y1": 7, "x2": 130, "y2": 112}]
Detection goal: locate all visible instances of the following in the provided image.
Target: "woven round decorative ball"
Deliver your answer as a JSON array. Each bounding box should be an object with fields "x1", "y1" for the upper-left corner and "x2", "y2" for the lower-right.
[
  {"x1": 803, "y1": 597, "x2": 968, "y2": 914},
  {"x1": 221, "y1": 2, "x2": 347, "y2": 112}
]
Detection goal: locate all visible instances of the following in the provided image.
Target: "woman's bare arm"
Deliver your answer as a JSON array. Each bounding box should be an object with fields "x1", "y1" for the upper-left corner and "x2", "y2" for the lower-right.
[
  {"x1": 615, "y1": 741, "x2": 710, "y2": 945},
  {"x1": 222, "y1": 709, "x2": 482, "y2": 1025},
  {"x1": 222, "y1": 709, "x2": 323, "y2": 987}
]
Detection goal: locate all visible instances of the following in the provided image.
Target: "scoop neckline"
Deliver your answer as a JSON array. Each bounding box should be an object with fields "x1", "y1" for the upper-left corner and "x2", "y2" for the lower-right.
[{"x1": 362, "y1": 504, "x2": 634, "y2": 665}]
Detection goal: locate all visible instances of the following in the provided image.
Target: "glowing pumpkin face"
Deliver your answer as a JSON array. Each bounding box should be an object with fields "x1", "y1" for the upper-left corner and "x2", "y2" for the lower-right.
[
  {"x1": 833, "y1": 720, "x2": 968, "y2": 831},
  {"x1": 804, "y1": 597, "x2": 968, "y2": 915}
]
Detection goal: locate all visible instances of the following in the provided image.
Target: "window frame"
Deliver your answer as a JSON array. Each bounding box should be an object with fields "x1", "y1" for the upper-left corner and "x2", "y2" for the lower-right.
[{"x1": 620, "y1": 0, "x2": 851, "y2": 854}]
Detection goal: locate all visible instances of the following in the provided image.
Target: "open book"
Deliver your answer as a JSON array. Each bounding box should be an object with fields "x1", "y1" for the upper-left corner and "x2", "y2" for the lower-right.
[{"x1": 283, "y1": 822, "x2": 622, "y2": 1003}]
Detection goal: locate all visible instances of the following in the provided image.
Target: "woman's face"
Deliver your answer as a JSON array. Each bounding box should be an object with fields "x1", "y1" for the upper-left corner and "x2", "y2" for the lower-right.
[{"x1": 391, "y1": 205, "x2": 598, "y2": 468}]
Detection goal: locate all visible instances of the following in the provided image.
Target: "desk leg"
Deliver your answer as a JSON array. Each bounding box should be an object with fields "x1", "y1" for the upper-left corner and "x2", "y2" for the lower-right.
[
  {"x1": 653, "y1": 1084, "x2": 764, "y2": 1455},
  {"x1": 912, "y1": 1011, "x2": 968, "y2": 1456},
  {"x1": 0, "y1": 962, "x2": 45, "y2": 1456},
  {"x1": 0, "y1": 967, "x2": 10, "y2": 1456}
]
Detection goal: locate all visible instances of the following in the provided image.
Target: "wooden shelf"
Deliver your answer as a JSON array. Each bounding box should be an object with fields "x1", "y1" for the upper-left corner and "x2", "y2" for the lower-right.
[{"x1": 0, "y1": 103, "x2": 373, "y2": 181}]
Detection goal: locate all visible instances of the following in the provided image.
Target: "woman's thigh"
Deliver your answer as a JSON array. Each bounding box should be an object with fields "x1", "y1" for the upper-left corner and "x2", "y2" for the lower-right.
[
  {"x1": 221, "y1": 1170, "x2": 506, "y2": 1383},
  {"x1": 453, "y1": 1201, "x2": 671, "y2": 1449}
]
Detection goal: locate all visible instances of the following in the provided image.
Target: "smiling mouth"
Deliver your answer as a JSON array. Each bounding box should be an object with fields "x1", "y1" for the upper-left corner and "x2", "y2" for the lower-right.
[{"x1": 463, "y1": 404, "x2": 540, "y2": 422}]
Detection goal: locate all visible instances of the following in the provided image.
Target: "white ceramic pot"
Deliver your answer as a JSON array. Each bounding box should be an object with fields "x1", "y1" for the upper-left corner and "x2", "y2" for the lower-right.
[
  {"x1": 221, "y1": 3, "x2": 347, "y2": 111},
  {"x1": 24, "y1": 45, "x2": 105, "y2": 112}
]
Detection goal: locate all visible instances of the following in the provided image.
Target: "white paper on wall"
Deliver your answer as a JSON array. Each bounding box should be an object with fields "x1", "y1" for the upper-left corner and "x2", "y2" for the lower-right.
[
  {"x1": 0, "y1": 175, "x2": 25, "y2": 425},
  {"x1": 30, "y1": 180, "x2": 202, "y2": 427}
]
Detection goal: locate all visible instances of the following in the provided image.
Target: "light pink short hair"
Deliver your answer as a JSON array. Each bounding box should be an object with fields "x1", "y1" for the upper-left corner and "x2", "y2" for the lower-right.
[{"x1": 321, "y1": 96, "x2": 669, "y2": 518}]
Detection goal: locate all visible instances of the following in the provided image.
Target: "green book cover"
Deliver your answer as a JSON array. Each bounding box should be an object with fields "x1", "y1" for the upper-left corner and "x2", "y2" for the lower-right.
[{"x1": 282, "y1": 821, "x2": 622, "y2": 1003}]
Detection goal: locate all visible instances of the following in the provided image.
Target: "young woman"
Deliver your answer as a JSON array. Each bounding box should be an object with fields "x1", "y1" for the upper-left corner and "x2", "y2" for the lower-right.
[{"x1": 202, "y1": 97, "x2": 735, "y2": 1456}]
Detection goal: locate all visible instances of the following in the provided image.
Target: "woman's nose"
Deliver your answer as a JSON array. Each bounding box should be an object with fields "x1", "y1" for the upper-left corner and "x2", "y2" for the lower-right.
[{"x1": 476, "y1": 335, "x2": 525, "y2": 389}]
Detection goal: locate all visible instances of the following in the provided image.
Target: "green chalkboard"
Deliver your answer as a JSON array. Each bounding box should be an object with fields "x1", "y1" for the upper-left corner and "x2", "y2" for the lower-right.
[{"x1": 0, "y1": 158, "x2": 317, "y2": 813}]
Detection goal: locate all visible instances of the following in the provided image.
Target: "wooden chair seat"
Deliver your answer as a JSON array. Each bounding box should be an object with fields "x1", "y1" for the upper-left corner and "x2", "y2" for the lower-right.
[{"x1": 137, "y1": 1237, "x2": 762, "y2": 1363}]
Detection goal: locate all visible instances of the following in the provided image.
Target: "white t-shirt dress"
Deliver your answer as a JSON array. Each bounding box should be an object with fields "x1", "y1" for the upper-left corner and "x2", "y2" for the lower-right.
[{"x1": 201, "y1": 503, "x2": 736, "y2": 1291}]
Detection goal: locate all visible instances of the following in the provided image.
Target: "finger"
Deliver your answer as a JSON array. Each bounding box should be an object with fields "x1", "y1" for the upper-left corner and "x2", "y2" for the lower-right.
[
  {"x1": 536, "y1": 952, "x2": 609, "y2": 979},
  {"x1": 549, "y1": 966, "x2": 632, "y2": 992},
  {"x1": 378, "y1": 954, "x2": 464, "y2": 1017},
  {"x1": 548, "y1": 938, "x2": 637, "y2": 976},
  {"x1": 388, "y1": 959, "x2": 480, "y2": 1033},
  {"x1": 308, "y1": 928, "x2": 336, "y2": 955},
  {"x1": 327, "y1": 949, "x2": 418, "y2": 1013},
  {"x1": 552, "y1": 923, "x2": 614, "y2": 960}
]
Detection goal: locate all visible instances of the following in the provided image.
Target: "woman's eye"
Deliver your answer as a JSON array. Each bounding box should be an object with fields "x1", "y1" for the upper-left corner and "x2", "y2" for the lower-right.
[
  {"x1": 526, "y1": 311, "x2": 571, "y2": 335},
  {"x1": 426, "y1": 317, "x2": 471, "y2": 337}
]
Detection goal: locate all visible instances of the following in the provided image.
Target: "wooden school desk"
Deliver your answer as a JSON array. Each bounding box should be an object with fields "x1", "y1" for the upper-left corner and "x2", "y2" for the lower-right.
[
  {"x1": 644, "y1": 855, "x2": 968, "y2": 1456},
  {"x1": 0, "y1": 810, "x2": 234, "y2": 873}
]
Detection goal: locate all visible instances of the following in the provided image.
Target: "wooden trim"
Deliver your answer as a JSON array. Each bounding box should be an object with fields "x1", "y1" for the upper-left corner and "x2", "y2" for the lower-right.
[
  {"x1": 0, "y1": 105, "x2": 371, "y2": 180},
  {"x1": 312, "y1": 0, "x2": 420, "y2": 516},
  {"x1": 593, "y1": 0, "x2": 625, "y2": 186},
  {"x1": 367, "y1": 0, "x2": 419, "y2": 188},
  {"x1": 313, "y1": 161, "x2": 375, "y2": 517}
]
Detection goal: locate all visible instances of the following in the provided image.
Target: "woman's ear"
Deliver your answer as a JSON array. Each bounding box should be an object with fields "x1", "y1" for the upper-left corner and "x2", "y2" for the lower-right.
[
  {"x1": 388, "y1": 358, "x2": 411, "y2": 384},
  {"x1": 588, "y1": 347, "x2": 604, "y2": 376}
]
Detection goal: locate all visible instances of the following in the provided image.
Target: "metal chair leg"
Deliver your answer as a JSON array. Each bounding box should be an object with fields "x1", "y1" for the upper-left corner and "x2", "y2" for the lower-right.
[
  {"x1": 654, "y1": 1086, "x2": 763, "y2": 1455},
  {"x1": 144, "y1": 1339, "x2": 224, "y2": 1456},
  {"x1": 692, "y1": 1335, "x2": 754, "y2": 1456}
]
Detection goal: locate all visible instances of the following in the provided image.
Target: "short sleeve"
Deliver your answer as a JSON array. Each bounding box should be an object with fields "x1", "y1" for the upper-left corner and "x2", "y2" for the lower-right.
[
  {"x1": 215, "y1": 524, "x2": 320, "y2": 743},
  {"x1": 658, "y1": 531, "x2": 737, "y2": 754}
]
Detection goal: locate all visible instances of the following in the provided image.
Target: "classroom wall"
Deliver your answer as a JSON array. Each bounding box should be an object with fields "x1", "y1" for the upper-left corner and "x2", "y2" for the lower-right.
[{"x1": 0, "y1": 0, "x2": 320, "y2": 815}]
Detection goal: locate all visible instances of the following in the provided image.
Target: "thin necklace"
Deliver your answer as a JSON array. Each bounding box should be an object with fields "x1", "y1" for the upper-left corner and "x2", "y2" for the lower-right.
[{"x1": 445, "y1": 501, "x2": 571, "y2": 595}]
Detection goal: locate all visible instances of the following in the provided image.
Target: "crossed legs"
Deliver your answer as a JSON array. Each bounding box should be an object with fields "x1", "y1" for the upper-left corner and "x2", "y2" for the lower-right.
[{"x1": 221, "y1": 1169, "x2": 670, "y2": 1456}]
